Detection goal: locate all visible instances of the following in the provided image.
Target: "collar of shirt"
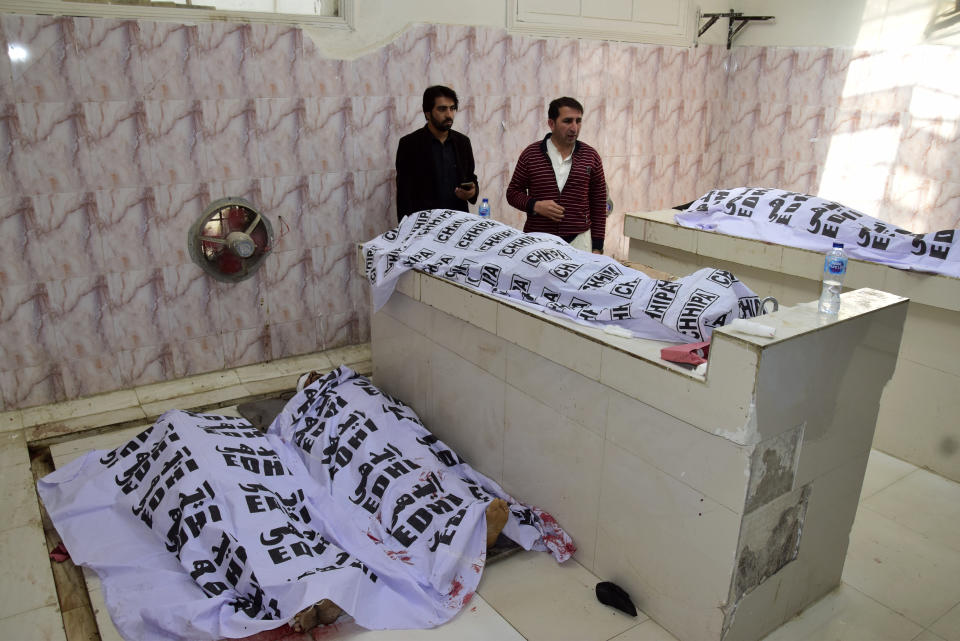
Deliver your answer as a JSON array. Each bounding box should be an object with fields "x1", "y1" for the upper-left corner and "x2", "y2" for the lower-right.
[{"x1": 546, "y1": 135, "x2": 574, "y2": 192}]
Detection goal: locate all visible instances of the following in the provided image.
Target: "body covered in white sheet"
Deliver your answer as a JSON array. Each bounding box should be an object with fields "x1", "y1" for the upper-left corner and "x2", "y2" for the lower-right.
[
  {"x1": 38, "y1": 366, "x2": 573, "y2": 641},
  {"x1": 362, "y1": 209, "x2": 761, "y2": 343},
  {"x1": 676, "y1": 187, "x2": 960, "y2": 278}
]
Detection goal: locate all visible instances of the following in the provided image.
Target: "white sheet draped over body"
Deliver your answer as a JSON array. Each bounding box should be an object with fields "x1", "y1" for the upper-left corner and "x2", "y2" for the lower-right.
[
  {"x1": 362, "y1": 209, "x2": 760, "y2": 344},
  {"x1": 676, "y1": 187, "x2": 960, "y2": 278},
  {"x1": 38, "y1": 366, "x2": 574, "y2": 641}
]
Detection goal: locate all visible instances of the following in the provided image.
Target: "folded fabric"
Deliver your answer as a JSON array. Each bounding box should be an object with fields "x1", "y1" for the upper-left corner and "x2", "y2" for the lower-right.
[
  {"x1": 38, "y1": 366, "x2": 573, "y2": 641},
  {"x1": 676, "y1": 187, "x2": 959, "y2": 278},
  {"x1": 362, "y1": 209, "x2": 761, "y2": 343}
]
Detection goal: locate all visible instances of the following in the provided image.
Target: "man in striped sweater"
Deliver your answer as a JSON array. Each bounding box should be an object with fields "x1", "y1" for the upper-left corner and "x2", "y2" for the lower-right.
[{"x1": 506, "y1": 97, "x2": 607, "y2": 254}]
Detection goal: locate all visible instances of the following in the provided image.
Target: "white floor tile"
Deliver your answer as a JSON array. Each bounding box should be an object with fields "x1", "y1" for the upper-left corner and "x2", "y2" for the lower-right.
[
  {"x1": 610, "y1": 619, "x2": 681, "y2": 640},
  {"x1": 842, "y1": 508, "x2": 960, "y2": 626},
  {"x1": 0, "y1": 464, "x2": 43, "y2": 533},
  {"x1": 0, "y1": 430, "x2": 28, "y2": 469},
  {"x1": 0, "y1": 604, "x2": 66, "y2": 641},
  {"x1": 859, "y1": 450, "x2": 917, "y2": 500},
  {"x1": 913, "y1": 632, "x2": 950, "y2": 641},
  {"x1": 930, "y1": 601, "x2": 960, "y2": 641},
  {"x1": 307, "y1": 595, "x2": 525, "y2": 640},
  {"x1": 477, "y1": 551, "x2": 643, "y2": 641},
  {"x1": 863, "y1": 468, "x2": 960, "y2": 553},
  {"x1": 0, "y1": 523, "x2": 59, "y2": 619},
  {"x1": 759, "y1": 584, "x2": 922, "y2": 641}
]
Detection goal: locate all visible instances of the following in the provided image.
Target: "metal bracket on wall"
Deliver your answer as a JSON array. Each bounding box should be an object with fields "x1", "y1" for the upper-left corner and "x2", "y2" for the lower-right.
[
  {"x1": 925, "y1": 0, "x2": 960, "y2": 38},
  {"x1": 697, "y1": 8, "x2": 774, "y2": 49}
]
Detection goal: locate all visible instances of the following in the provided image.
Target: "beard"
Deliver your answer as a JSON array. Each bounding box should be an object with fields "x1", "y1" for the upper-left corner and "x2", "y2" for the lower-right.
[{"x1": 430, "y1": 115, "x2": 453, "y2": 131}]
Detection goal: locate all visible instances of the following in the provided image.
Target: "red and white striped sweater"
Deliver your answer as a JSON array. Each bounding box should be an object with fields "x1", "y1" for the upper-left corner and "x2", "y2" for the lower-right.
[{"x1": 506, "y1": 134, "x2": 607, "y2": 251}]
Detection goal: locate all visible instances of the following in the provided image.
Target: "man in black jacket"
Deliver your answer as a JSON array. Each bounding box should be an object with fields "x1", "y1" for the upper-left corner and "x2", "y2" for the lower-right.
[{"x1": 395, "y1": 86, "x2": 478, "y2": 223}]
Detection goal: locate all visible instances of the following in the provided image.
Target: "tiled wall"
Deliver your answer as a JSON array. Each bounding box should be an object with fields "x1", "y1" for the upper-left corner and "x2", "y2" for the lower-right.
[{"x1": 0, "y1": 13, "x2": 957, "y2": 411}]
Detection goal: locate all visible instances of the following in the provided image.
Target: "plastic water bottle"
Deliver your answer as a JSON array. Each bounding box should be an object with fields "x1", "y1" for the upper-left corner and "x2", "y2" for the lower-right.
[
  {"x1": 478, "y1": 198, "x2": 490, "y2": 218},
  {"x1": 818, "y1": 242, "x2": 847, "y2": 315}
]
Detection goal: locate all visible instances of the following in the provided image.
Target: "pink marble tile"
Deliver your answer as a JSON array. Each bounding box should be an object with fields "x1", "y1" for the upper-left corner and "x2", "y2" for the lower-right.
[
  {"x1": 887, "y1": 176, "x2": 960, "y2": 233},
  {"x1": 256, "y1": 97, "x2": 305, "y2": 178},
  {"x1": 752, "y1": 157, "x2": 786, "y2": 187},
  {"x1": 780, "y1": 105, "x2": 826, "y2": 163},
  {"x1": 897, "y1": 114, "x2": 960, "y2": 183},
  {"x1": 428, "y1": 25, "x2": 472, "y2": 88},
  {"x1": 138, "y1": 21, "x2": 203, "y2": 100},
  {"x1": 757, "y1": 47, "x2": 794, "y2": 105},
  {"x1": 83, "y1": 100, "x2": 150, "y2": 189},
  {"x1": 347, "y1": 48, "x2": 388, "y2": 97},
  {"x1": 5, "y1": 15, "x2": 88, "y2": 102},
  {"x1": 72, "y1": 17, "x2": 144, "y2": 102},
  {"x1": 24, "y1": 192, "x2": 104, "y2": 282},
  {"x1": 505, "y1": 35, "x2": 546, "y2": 98},
  {"x1": 0, "y1": 283, "x2": 58, "y2": 370},
  {"x1": 0, "y1": 22, "x2": 13, "y2": 104},
  {"x1": 467, "y1": 27, "x2": 509, "y2": 97},
  {"x1": 209, "y1": 177, "x2": 265, "y2": 206},
  {"x1": 350, "y1": 96, "x2": 398, "y2": 171},
  {"x1": 202, "y1": 99, "x2": 261, "y2": 181},
  {"x1": 103, "y1": 266, "x2": 165, "y2": 349},
  {"x1": 628, "y1": 155, "x2": 656, "y2": 211},
  {"x1": 718, "y1": 153, "x2": 755, "y2": 189},
  {"x1": 629, "y1": 99, "x2": 658, "y2": 155},
  {"x1": 172, "y1": 335, "x2": 225, "y2": 379},
  {"x1": 306, "y1": 172, "x2": 353, "y2": 247},
  {"x1": 213, "y1": 270, "x2": 269, "y2": 332},
  {"x1": 677, "y1": 100, "x2": 708, "y2": 154},
  {"x1": 703, "y1": 45, "x2": 731, "y2": 102},
  {"x1": 146, "y1": 100, "x2": 208, "y2": 185},
  {"x1": 384, "y1": 24, "x2": 434, "y2": 98},
  {"x1": 752, "y1": 102, "x2": 789, "y2": 158},
  {"x1": 118, "y1": 343, "x2": 175, "y2": 388},
  {"x1": 95, "y1": 187, "x2": 164, "y2": 273},
  {"x1": 258, "y1": 175, "x2": 309, "y2": 252},
  {"x1": 725, "y1": 101, "x2": 761, "y2": 155},
  {"x1": 577, "y1": 40, "x2": 607, "y2": 99},
  {"x1": 321, "y1": 312, "x2": 362, "y2": 352},
  {"x1": 60, "y1": 353, "x2": 122, "y2": 400},
  {"x1": 470, "y1": 95, "x2": 509, "y2": 164},
  {"x1": 271, "y1": 318, "x2": 319, "y2": 361},
  {"x1": 46, "y1": 275, "x2": 117, "y2": 361},
  {"x1": 788, "y1": 48, "x2": 830, "y2": 106},
  {"x1": 782, "y1": 162, "x2": 821, "y2": 195},
  {"x1": 601, "y1": 97, "x2": 632, "y2": 158},
  {"x1": 821, "y1": 48, "x2": 857, "y2": 107},
  {"x1": 194, "y1": 21, "x2": 254, "y2": 100},
  {"x1": 727, "y1": 46, "x2": 763, "y2": 104},
  {"x1": 0, "y1": 103, "x2": 14, "y2": 197},
  {"x1": 922, "y1": 180, "x2": 960, "y2": 231},
  {"x1": 0, "y1": 195, "x2": 31, "y2": 287},
  {"x1": 649, "y1": 154, "x2": 680, "y2": 209},
  {"x1": 652, "y1": 99, "x2": 683, "y2": 155},
  {"x1": 351, "y1": 170, "x2": 395, "y2": 240},
  {"x1": 695, "y1": 152, "x2": 723, "y2": 196},
  {"x1": 264, "y1": 248, "x2": 314, "y2": 323},
  {"x1": 0, "y1": 363, "x2": 66, "y2": 410},
  {"x1": 681, "y1": 45, "x2": 710, "y2": 101},
  {"x1": 311, "y1": 243, "x2": 357, "y2": 317},
  {"x1": 656, "y1": 46, "x2": 687, "y2": 101},
  {"x1": 221, "y1": 326, "x2": 271, "y2": 369},
  {"x1": 582, "y1": 96, "x2": 606, "y2": 153},
  {"x1": 672, "y1": 154, "x2": 702, "y2": 204},
  {"x1": 9, "y1": 102, "x2": 89, "y2": 195},
  {"x1": 631, "y1": 45, "x2": 662, "y2": 100},
  {"x1": 540, "y1": 37, "x2": 579, "y2": 97},
  {"x1": 153, "y1": 182, "x2": 213, "y2": 266},
  {"x1": 604, "y1": 156, "x2": 630, "y2": 216},
  {"x1": 298, "y1": 36, "x2": 346, "y2": 98},
  {"x1": 604, "y1": 42, "x2": 635, "y2": 99},
  {"x1": 247, "y1": 23, "x2": 302, "y2": 99},
  {"x1": 160, "y1": 263, "x2": 223, "y2": 342},
  {"x1": 299, "y1": 97, "x2": 351, "y2": 174},
  {"x1": 704, "y1": 99, "x2": 730, "y2": 157}
]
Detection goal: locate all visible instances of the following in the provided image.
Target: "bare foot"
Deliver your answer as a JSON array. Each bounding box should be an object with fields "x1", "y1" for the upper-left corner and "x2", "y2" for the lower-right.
[
  {"x1": 485, "y1": 498, "x2": 509, "y2": 547},
  {"x1": 290, "y1": 599, "x2": 342, "y2": 632}
]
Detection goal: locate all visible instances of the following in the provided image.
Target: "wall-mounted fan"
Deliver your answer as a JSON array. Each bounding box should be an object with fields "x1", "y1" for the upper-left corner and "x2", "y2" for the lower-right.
[{"x1": 187, "y1": 197, "x2": 274, "y2": 283}]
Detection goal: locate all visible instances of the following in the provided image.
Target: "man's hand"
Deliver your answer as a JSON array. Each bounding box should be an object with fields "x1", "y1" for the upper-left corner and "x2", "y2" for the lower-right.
[
  {"x1": 454, "y1": 183, "x2": 476, "y2": 201},
  {"x1": 533, "y1": 200, "x2": 565, "y2": 221}
]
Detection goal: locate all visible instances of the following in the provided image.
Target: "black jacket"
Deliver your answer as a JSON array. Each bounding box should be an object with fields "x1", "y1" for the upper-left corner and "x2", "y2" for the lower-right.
[{"x1": 395, "y1": 126, "x2": 478, "y2": 223}]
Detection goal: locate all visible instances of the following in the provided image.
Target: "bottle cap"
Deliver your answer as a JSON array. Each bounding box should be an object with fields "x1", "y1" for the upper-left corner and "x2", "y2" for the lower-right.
[
  {"x1": 482, "y1": 198, "x2": 489, "y2": 203},
  {"x1": 832, "y1": 242, "x2": 843, "y2": 248}
]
